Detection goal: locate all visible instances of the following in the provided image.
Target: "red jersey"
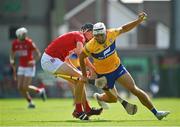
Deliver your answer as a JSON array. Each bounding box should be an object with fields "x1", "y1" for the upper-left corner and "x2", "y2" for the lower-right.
[
  {"x1": 45, "y1": 31, "x2": 85, "y2": 61},
  {"x1": 12, "y1": 37, "x2": 36, "y2": 67}
]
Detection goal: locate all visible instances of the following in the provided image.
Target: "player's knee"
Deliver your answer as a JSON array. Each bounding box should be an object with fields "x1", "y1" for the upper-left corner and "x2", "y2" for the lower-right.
[
  {"x1": 129, "y1": 85, "x2": 140, "y2": 95},
  {"x1": 129, "y1": 87, "x2": 135, "y2": 92}
]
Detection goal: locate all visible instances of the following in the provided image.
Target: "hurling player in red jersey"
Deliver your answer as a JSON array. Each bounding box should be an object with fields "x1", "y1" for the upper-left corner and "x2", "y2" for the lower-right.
[
  {"x1": 41, "y1": 23, "x2": 102, "y2": 120},
  {"x1": 10, "y1": 27, "x2": 46, "y2": 108}
]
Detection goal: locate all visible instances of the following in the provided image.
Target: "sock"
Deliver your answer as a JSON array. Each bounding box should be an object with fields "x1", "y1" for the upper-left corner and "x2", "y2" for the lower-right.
[
  {"x1": 84, "y1": 101, "x2": 91, "y2": 113},
  {"x1": 75, "y1": 103, "x2": 83, "y2": 113},
  {"x1": 29, "y1": 101, "x2": 34, "y2": 105},
  {"x1": 151, "y1": 108, "x2": 158, "y2": 115}
]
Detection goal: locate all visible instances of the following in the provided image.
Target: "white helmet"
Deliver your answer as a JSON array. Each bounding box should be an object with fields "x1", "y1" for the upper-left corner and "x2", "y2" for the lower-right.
[
  {"x1": 16, "y1": 27, "x2": 28, "y2": 37},
  {"x1": 93, "y1": 22, "x2": 106, "y2": 35}
]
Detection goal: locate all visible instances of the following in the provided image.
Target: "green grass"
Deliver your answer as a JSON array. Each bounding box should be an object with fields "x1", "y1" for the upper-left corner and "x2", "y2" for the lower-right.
[{"x1": 0, "y1": 98, "x2": 180, "y2": 126}]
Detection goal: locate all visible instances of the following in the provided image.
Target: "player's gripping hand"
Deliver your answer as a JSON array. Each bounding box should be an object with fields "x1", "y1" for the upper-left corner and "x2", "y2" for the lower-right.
[
  {"x1": 138, "y1": 12, "x2": 147, "y2": 21},
  {"x1": 28, "y1": 60, "x2": 36, "y2": 67}
]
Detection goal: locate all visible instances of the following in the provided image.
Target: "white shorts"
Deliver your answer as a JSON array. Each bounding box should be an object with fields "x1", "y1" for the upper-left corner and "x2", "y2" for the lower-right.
[
  {"x1": 17, "y1": 66, "x2": 36, "y2": 77},
  {"x1": 41, "y1": 52, "x2": 64, "y2": 73}
]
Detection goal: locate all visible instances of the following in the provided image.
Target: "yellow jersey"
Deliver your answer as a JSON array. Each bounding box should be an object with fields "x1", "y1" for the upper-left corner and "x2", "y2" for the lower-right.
[{"x1": 83, "y1": 28, "x2": 121, "y2": 74}]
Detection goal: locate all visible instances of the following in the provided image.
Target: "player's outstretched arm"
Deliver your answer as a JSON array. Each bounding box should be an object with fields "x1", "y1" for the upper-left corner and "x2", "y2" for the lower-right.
[{"x1": 118, "y1": 12, "x2": 147, "y2": 34}]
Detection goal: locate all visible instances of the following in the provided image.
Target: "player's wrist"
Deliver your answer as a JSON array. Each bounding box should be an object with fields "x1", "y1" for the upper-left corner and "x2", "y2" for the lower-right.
[{"x1": 10, "y1": 59, "x2": 15, "y2": 65}]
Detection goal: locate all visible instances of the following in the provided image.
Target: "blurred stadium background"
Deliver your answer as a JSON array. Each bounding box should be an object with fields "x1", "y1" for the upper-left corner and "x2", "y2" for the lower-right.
[{"x1": 0, "y1": 0, "x2": 180, "y2": 99}]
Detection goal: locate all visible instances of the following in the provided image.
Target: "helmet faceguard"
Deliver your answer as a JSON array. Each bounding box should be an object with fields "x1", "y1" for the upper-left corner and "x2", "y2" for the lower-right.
[
  {"x1": 93, "y1": 22, "x2": 106, "y2": 44},
  {"x1": 93, "y1": 22, "x2": 106, "y2": 35}
]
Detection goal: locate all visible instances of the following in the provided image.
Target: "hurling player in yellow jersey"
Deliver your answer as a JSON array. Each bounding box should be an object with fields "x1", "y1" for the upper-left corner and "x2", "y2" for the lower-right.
[{"x1": 79, "y1": 12, "x2": 170, "y2": 120}]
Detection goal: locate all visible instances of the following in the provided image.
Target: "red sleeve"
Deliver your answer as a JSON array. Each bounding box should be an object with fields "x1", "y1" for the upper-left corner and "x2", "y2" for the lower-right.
[
  {"x1": 75, "y1": 33, "x2": 85, "y2": 45},
  {"x1": 27, "y1": 38, "x2": 36, "y2": 51}
]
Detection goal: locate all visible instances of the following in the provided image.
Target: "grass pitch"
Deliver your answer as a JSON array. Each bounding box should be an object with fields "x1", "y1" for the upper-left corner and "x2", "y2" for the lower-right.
[{"x1": 0, "y1": 98, "x2": 180, "y2": 126}]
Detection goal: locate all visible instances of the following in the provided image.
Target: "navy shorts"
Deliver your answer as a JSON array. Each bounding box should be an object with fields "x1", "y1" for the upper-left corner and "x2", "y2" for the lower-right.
[{"x1": 97, "y1": 64, "x2": 127, "y2": 89}]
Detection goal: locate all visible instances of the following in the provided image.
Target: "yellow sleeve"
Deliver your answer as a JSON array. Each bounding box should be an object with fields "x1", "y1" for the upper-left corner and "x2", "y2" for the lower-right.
[
  {"x1": 108, "y1": 28, "x2": 121, "y2": 38},
  {"x1": 82, "y1": 40, "x2": 94, "y2": 56}
]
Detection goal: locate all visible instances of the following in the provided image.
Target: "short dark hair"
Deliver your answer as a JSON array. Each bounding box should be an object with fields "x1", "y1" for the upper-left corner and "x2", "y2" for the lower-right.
[{"x1": 81, "y1": 23, "x2": 93, "y2": 32}]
